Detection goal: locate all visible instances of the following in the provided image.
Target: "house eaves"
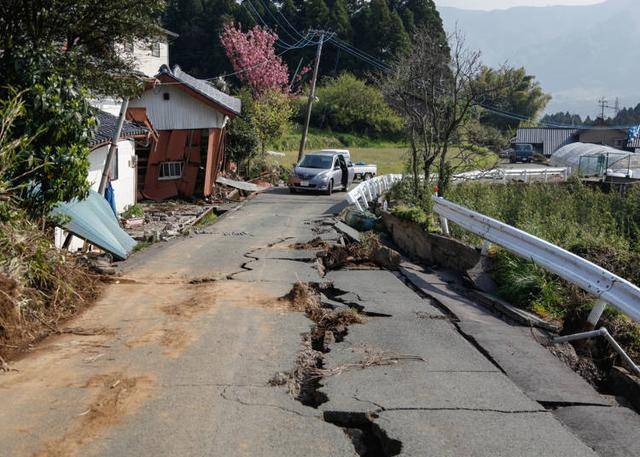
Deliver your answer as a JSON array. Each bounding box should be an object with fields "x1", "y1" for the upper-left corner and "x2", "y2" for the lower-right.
[
  {"x1": 155, "y1": 65, "x2": 242, "y2": 117},
  {"x1": 89, "y1": 109, "x2": 149, "y2": 149}
]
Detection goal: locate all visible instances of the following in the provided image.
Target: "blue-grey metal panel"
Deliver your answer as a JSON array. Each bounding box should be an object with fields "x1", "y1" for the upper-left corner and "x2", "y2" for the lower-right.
[{"x1": 52, "y1": 190, "x2": 137, "y2": 260}]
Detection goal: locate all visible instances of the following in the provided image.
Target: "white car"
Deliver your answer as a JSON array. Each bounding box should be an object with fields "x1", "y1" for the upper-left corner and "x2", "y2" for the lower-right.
[
  {"x1": 318, "y1": 149, "x2": 377, "y2": 180},
  {"x1": 352, "y1": 162, "x2": 377, "y2": 180}
]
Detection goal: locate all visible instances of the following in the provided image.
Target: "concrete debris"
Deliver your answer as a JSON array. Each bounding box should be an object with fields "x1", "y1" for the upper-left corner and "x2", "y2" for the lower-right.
[
  {"x1": 77, "y1": 253, "x2": 116, "y2": 276},
  {"x1": 123, "y1": 201, "x2": 215, "y2": 242}
]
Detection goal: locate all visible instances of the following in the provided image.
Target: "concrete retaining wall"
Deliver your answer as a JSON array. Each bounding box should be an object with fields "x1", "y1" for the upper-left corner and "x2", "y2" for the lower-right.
[{"x1": 382, "y1": 211, "x2": 481, "y2": 273}]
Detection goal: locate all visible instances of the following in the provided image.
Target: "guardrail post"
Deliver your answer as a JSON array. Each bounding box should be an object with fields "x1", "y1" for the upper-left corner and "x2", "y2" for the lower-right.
[
  {"x1": 587, "y1": 299, "x2": 607, "y2": 327},
  {"x1": 440, "y1": 216, "x2": 450, "y2": 236},
  {"x1": 481, "y1": 240, "x2": 492, "y2": 256}
]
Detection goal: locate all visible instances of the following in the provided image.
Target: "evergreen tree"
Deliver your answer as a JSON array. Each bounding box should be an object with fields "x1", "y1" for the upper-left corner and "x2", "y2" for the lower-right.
[
  {"x1": 281, "y1": 0, "x2": 303, "y2": 34},
  {"x1": 330, "y1": 0, "x2": 352, "y2": 38},
  {"x1": 305, "y1": 0, "x2": 331, "y2": 29},
  {"x1": 400, "y1": 8, "x2": 416, "y2": 37},
  {"x1": 405, "y1": 0, "x2": 446, "y2": 44},
  {"x1": 388, "y1": 10, "x2": 410, "y2": 57}
]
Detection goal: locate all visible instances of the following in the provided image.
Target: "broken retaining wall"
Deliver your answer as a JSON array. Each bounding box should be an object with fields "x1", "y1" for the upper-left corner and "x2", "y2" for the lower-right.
[{"x1": 381, "y1": 211, "x2": 481, "y2": 273}]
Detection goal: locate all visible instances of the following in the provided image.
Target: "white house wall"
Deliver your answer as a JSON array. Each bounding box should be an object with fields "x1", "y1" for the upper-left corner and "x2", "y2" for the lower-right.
[
  {"x1": 55, "y1": 140, "x2": 136, "y2": 254},
  {"x1": 129, "y1": 85, "x2": 226, "y2": 130},
  {"x1": 133, "y1": 37, "x2": 170, "y2": 77},
  {"x1": 87, "y1": 140, "x2": 137, "y2": 214}
]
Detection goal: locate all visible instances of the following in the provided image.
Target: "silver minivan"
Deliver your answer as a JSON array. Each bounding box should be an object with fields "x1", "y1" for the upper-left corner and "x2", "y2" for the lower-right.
[{"x1": 288, "y1": 150, "x2": 355, "y2": 195}]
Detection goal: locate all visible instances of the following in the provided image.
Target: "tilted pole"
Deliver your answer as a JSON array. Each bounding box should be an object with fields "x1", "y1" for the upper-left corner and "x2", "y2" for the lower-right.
[
  {"x1": 298, "y1": 32, "x2": 325, "y2": 162},
  {"x1": 98, "y1": 98, "x2": 129, "y2": 195}
]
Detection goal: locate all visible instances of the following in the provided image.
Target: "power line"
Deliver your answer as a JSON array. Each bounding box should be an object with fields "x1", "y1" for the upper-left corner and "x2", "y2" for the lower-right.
[
  {"x1": 253, "y1": 0, "x2": 304, "y2": 40},
  {"x1": 157, "y1": 35, "x2": 316, "y2": 85},
  {"x1": 326, "y1": 37, "x2": 594, "y2": 129},
  {"x1": 243, "y1": 0, "x2": 304, "y2": 49}
]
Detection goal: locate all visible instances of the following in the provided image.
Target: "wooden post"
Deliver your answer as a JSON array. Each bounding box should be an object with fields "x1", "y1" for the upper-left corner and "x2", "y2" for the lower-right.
[{"x1": 98, "y1": 99, "x2": 129, "y2": 195}]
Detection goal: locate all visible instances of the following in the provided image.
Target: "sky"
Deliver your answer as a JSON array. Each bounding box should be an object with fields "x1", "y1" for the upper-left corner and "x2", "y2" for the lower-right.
[{"x1": 435, "y1": 0, "x2": 604, "y2": 10}]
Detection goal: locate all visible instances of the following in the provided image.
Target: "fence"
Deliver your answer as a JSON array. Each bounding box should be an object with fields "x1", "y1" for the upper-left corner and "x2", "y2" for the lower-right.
[
  {"x1": 451, "y1": 167, "x2": 570, "y2": 183},
  {"x1": 432, "y1": 195, "x2": 640, "y2": 376},
  {"x1": 346, "y1": 174, "x2": 402, "y2": 212}
]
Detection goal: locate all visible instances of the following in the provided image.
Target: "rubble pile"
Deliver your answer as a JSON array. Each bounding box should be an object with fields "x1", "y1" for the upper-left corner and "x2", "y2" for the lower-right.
[{"x1": 123, "y1": 201, "x2": 214, "y2": 242}]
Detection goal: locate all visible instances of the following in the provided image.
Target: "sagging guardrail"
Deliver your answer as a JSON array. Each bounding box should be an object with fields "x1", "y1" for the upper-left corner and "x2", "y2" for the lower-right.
[
  {"x1": 432, "y1": 195, "x2": 640, "y2": 375},
  {"x1": 347, "y1": 174, "x2": 402, "y2": 212},
  {"x1": 452, "y1": 167, "x2": 570, "y2": 183}
]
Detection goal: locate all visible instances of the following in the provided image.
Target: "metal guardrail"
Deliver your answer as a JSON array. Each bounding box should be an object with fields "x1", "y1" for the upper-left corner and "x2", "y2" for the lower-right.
[
  {"x1": 346, "y1": 174, "x2": 402, "y2": 212},
  {"x1": 346, "y1": 168, "x2": 569, "y2": 212},
  {"x1": 452, "y1": 167, "x2": 570, "y2": 183},
  {"x1": 432, "y1": 196, "x2": 640, "y2": 375}
]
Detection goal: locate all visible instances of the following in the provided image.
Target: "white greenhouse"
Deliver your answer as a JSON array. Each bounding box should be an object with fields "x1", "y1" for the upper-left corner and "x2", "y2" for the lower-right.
[{"x1": 550, "y1": 143, "x2": 640, "y2": 179}]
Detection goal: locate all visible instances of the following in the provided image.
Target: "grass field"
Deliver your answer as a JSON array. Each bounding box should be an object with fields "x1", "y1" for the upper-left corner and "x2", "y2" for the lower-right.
[{"x1": 271, "y1": 146, "x2": 497, "y2": 177}]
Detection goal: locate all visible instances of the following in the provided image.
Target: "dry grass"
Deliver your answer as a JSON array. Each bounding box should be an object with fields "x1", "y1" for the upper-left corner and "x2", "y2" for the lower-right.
[
  {"x1": 0, "y1": 218, "x2": 101, "y2": 361},
  {"x1": 311, "y1": 348, "x2": 425, "y2": 379}
]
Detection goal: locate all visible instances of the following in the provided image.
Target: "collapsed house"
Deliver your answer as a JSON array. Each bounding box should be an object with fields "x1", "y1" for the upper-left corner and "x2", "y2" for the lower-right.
[
  {"x1": 54, "y1": 27, "x2": 242, "y2": 259},
  {"x1": 128, "y1": 65, "x2": 241, "y2": 201}
]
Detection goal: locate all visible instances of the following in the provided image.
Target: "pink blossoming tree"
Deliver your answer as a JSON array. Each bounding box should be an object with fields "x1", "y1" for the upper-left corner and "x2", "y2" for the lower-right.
[{"x1": 220, "y1": 24, "x2": 290, "y2": 96}]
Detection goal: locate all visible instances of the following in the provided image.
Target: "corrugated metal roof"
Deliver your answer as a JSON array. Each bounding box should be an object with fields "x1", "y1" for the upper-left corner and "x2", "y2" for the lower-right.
[
  {"x1": 515, "y1": 128, "x2": 581, "y2": 156},
  {"x1": 156, "y1": 65, "x2": 242, "y2": 116},
  {"x1": 90, "y1": 110, "x2": 148, "y2": 147},
  {"x1": 51, "y1": 190, "x2": 137, "y2": 260}
]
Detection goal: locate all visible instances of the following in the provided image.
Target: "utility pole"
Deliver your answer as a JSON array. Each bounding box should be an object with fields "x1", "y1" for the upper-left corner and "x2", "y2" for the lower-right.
[
  {"x1": 98, "y1": 98, "x2": 129, "y2": 195},
  {"x1": 298, "y1": 31, "x2": 325, "y2": 162},
  {"x1": 597, "y1": 97, "x2": 608, "y2": 120}
]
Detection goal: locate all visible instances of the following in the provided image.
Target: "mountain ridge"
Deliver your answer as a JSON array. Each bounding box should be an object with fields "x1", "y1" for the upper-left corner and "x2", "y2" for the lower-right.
[{"x1": 439, "y1": 0, "x2": 639, "y2": 116}]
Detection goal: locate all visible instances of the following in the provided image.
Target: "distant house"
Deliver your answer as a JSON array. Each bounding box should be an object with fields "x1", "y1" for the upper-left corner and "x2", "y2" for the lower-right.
[
  {"x1": 125, "y1": 27, "x2": 179, "y2": 78},
  {"x1": 578, "y1": 127, "x2": 630, "y2": 150},
  {"x1": 515, "y1": 126, "x2": 639, "y2": 156},
  {"x1": 127, "y1": 65, "x2": 242, "y2": 200},
  {"x1": 92, "y1": 27, "x2": 178, "y2": 116}
]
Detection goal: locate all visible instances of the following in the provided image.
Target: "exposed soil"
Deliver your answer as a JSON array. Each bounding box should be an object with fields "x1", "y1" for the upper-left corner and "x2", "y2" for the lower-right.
[{"x1": 32, "y1": 371, "x2": 154, "y2": 457}]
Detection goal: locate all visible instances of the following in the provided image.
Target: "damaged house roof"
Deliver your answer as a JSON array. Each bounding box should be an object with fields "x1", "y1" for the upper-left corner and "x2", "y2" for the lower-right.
[
  {"x1": 90, "y1": 110, "x2": 149, "y2": 148},
  {"x1": 155, "y1": 65, "x2": 242, "y2": 117}
]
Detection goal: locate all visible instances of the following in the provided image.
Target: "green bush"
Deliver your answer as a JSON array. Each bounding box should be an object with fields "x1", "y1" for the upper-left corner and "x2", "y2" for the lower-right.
[
  {"x1": 121, "y1": 204, "x2": 145, "y2": 219},
  {"x1": 391, "y1": 204, "x2": 428, "y2": 227},
  {"x1": 1, "y1": 52, "x2": 96, "y2": 219},
  {"x1": 444, "y1": 179, "x2": 640, "y2": 323},
  {"x1": 307, "y1": 73, "x2": 404, "y2": 139}
]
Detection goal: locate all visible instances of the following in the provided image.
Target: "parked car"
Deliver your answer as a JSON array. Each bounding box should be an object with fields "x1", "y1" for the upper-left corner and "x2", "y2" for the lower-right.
[
  {"x1": 288, "y1": 150, "x2": 355, "y2": 195},
  {"x1": 352, "y1": 162, "x2": 377, "y2": 180},
  {"x1": 510, "y1": 144, "x2": 534, "y2": 163}
]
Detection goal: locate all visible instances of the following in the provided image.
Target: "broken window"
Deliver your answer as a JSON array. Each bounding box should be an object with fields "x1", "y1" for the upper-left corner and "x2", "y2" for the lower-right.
[{"x1": 158, "y1": 161, "x2": 183, "y2": 180}]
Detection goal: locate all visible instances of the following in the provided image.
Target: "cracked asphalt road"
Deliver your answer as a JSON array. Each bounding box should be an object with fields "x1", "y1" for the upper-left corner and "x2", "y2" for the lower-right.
[{"x1": 0, "y1": 187, "x2": 616, "y2": 456}]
